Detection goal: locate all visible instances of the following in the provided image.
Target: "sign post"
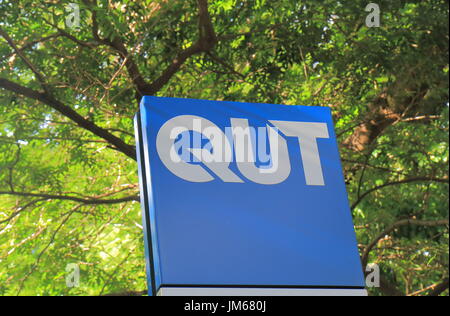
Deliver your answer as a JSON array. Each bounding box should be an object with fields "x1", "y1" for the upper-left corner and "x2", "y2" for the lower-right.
[{"x1": 135, "y1": 96, "x2": 366, "y2": 296}]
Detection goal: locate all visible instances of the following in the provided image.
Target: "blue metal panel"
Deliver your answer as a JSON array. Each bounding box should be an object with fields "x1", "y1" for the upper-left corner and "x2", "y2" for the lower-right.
[{"x1": 136, "y1": 96, "x2": 365, "y2": 292}]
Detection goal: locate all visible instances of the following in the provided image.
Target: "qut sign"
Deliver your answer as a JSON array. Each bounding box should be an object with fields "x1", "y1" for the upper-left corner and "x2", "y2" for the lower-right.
[
  {"x1": 156, "y1": 115, "x2": 329, "y2": 186},
  {"x1": 135, "y1": 96, "x2": 366, "y2": 296}
]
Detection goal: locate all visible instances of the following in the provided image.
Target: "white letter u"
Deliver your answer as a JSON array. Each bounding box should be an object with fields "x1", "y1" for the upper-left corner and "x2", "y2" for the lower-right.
[{"x1": 231, "y1": 118, "x2": 291, "y2": 185}]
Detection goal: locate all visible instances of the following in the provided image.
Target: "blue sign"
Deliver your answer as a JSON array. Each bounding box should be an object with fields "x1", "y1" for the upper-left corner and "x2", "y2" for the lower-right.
[{"x1": 135, "y1": 96, "x2": 365, "y2": 296}]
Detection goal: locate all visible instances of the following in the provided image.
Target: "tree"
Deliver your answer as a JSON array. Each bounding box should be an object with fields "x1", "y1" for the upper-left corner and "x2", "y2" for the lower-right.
[{"x1": 0, "y1": 0, "x2": 448, "y2": 296}]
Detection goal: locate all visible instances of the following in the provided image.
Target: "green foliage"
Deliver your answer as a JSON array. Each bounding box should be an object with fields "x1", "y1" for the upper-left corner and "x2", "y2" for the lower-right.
[{"x1": 0, "y1": 0, "x2": 448, "y2": 296}]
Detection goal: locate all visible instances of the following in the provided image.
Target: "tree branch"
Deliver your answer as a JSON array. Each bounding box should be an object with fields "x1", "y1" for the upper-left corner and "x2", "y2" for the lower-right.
[
  {"x1": 81, "y1": 0, "x2": 150, "y2": 99},
  {"x1": 1, "y1": 25, "x2": 136, "y2": 159},
  {"x1": 1, "y1": 33, "x2": 61, "y2": 61},
  {"x1": 16, "y1": 207, "x2": 78, "y2": 295},
  {"x1": 428, "y1": 278, "x2": 449, "y2": 296},
  {"x1": 41, "y1": 0, "x2": 217, "y2": 101},
  {"x1": 101, "y1": 36, "x2": 149, "y2": 98},
  {"x1": 0, "y1": 191, "x2": 139, "y2": 205},
  {"x1": 361, "y1": 219, "x2": 449, "y2": 269},
  {"x1": 379, "y1": 274, "x2": 404, "y2": 296},
  {"x1": 42, "y1": 18, "x2": 98, "y2": 49},
  {"x1": 0, "y1": 27, "x2": 48, "y2": 89},
  {"x1": 142, "y1": 0, "x2": 218, "y2": 95},
  {"x1": 0, "y1": 78, "x2": 136, "y2": 160},
  {"x1": 399, "y1": 115, "x2": 442, "y2": 123},
  {"x1": 408, "y1": 277, "x2": 449, "y2": 296},
  {"x1": 351, "y1": 177, "x2": 449, "y2": 210},
  {"x1": 102, "y1": 290, "x2": 147, "y2": 296},
  {"x1": 206, "y1": 52, "x2": 246, "y2": 78},
  {"x1": 0, "y1": 199, "x2": 46, "y2": 225}
]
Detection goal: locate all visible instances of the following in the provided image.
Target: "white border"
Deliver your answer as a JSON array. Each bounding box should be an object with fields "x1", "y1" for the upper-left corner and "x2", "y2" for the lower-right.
[{"x1": 158, "y1": 287, "x2": 368, "y2": 296}]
